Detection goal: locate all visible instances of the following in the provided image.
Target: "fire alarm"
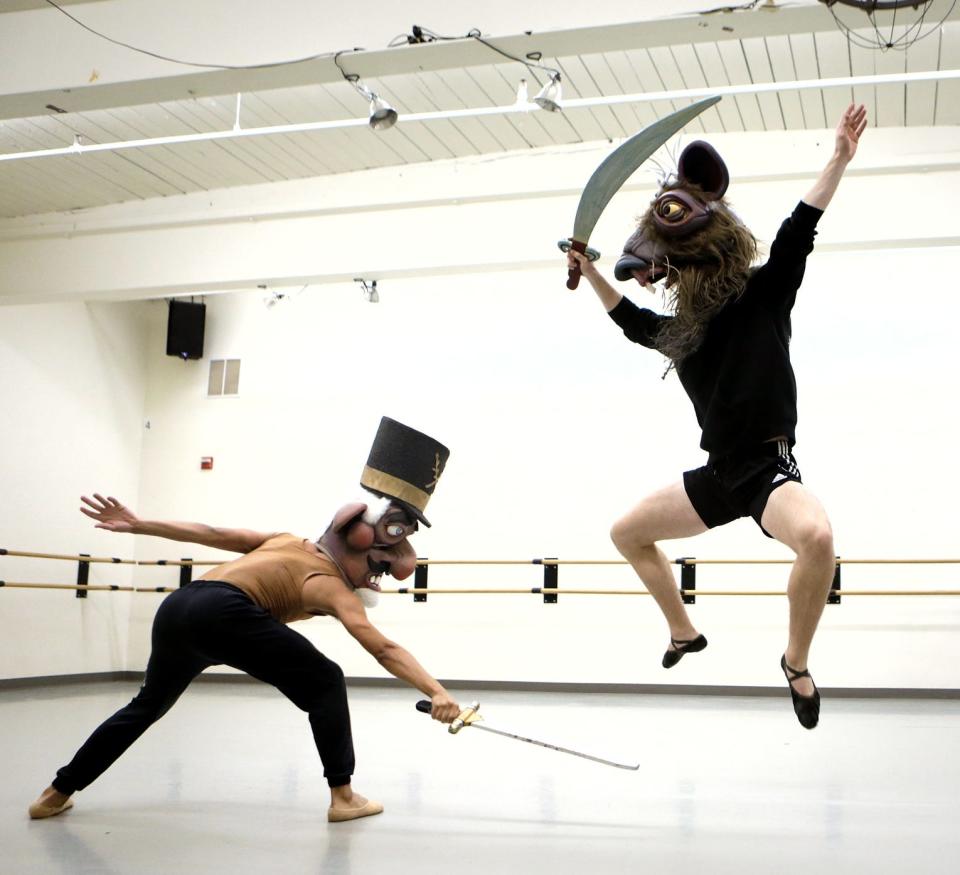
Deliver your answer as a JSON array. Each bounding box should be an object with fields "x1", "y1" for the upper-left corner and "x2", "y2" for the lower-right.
[{"x1": 200, "y1": 456, "x2": 214, "y2": 470}]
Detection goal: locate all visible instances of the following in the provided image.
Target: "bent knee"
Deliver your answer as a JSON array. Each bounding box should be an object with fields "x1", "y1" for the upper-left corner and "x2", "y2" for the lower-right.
[
  {"x1": 307, "y1": 654, "x2": 346, "y2": 688},
  {"x1": 286, "y1": 660, "x2": 347, "y2": 713},
  {"x1": 610, "y1": 518, "x2": 655, "y2": 558},
  {"x1": 609, "y1": 518, "x2": 633, "y2": 553},
  {"x1": 795, "y1": 520, "x2": 834, "y2": 560}
]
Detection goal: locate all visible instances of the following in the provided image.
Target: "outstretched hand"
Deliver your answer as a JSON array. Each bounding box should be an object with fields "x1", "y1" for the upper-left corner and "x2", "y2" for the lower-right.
[
  {"x1": 80, "y1": 494, "x2": 139, "y2": 533},
  {"x1": 835, "y1": 103, "x2": 867, "y2": 163}
]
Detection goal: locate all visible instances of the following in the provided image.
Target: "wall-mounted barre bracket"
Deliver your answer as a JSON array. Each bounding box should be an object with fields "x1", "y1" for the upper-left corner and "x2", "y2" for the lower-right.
[
  {"x1": 76, "y1": 553, "x2": 90, "y2": 600},
  {"x1": 541, "y1": 558, "x2": 558, "y2": 604},
  {"x1": 414, "y1": 559, "x2": 429, "y2": 602},
  {"x1": 676, "y1": 557, "x2": 696, "y2": 605},
  {"x1": 828, "y1": 557, "x2": 842, "y2": 605}
]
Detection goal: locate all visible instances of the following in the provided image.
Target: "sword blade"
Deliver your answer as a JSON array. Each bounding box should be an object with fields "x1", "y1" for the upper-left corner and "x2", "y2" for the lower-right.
[
  {"x1": 570, "y1": 95, "x2": 721, "y2": 245},
  {"x1": 468, "y1": 722, "x2": 640, "y2": 771}
]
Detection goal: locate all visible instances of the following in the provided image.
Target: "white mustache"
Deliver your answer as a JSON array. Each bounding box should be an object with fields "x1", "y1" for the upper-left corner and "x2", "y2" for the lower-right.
[{"x1": 357, "y1": 587, "x2": 380, "y2": 609}]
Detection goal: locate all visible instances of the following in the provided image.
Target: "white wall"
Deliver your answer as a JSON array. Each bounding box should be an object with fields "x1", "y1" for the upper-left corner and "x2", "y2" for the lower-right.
[
  {"x1": 0, "y1": 300, "x2": 150, "y2": 678},
  {"x1": 126, "y1": 245, "x2": 960, "y2": 691},
  {"x1": 2, "y1": 128, "x2": 958, "y2": 690}
]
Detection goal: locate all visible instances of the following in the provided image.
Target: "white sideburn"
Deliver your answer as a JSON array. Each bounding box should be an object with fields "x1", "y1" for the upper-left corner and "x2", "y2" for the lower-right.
[{"x1": 360, "y1": 493, "x2": 392, "y2": 525}]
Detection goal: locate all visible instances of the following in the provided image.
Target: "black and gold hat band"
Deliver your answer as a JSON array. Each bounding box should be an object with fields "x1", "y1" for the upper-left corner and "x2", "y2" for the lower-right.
[
  {"x1": 360, "y1": 466, "x2": 432, "y2": 512},
  {"x1": 361, "y1": 416, "x2": 450, "y2": 527}
]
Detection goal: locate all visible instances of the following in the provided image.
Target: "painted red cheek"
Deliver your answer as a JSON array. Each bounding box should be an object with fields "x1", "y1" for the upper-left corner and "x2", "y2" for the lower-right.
[{"x1": 345, "y1": 523, "x2": 375, "y2": 551}]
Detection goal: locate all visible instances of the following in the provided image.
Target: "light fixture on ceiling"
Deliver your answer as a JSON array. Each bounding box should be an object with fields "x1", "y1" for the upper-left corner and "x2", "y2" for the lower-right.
[
  {"x1": 355, "y1": 278, "x2": 379, "y2": 303},
  {"x1": 368, "y1": 94, "x2": 398, "y2": 130},
  {"x1": 261, "y1": 284, "x2": 287, "y2": 308},
  {"x1": 349, "y1": 77, "x2": 398, "y2": 130},
  {"x1": 3, "y1": 68, "x2": 959, "y2": 163},
  {"x1": 533, "y1": 73, "x2": 563, "y2": 112},
  {"x1": 260, "y1": 281, "x2": 307, "y2": 308},
  {"x1": 335, "y1": 51, "x2": 398, "y2": 130},
  {"x1": 468, "y1": 35, "x2": 564, "y2": 113},
  {"x1": 817, "y1": 0, "x2": 958, "y2": 52}
]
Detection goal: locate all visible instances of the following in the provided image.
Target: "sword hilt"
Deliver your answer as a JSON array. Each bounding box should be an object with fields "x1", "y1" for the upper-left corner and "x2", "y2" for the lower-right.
[
  {"x1": 558, "y1": 239, "x2": 600, "y2": 290},
  {"x1": 415, "y1": 699, "x2": 480, "y2": 734}
]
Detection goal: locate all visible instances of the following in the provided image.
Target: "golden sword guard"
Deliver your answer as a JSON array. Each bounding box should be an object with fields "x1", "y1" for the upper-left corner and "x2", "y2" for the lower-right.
[{"x1": 448, "y1": 701, "x2": 482, "y2": 735}]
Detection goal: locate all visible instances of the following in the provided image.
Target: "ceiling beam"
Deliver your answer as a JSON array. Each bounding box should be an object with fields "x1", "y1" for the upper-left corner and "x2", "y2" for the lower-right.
[
  {"x1": 1, "y1": 1, "x2": 108, "y2": 12},
  {"x1": 5, "y1": 3, "x2": 953, "y2": 121}
]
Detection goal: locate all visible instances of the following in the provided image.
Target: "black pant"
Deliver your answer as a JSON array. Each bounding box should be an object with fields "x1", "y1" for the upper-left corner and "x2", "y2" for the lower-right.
[{"x1": 53, "y1": 581, "x2": 354, "y2": 794}]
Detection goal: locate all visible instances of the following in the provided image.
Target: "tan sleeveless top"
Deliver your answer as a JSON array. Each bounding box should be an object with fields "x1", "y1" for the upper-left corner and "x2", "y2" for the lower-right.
[{"x1": 198, "y1": 533, "x2": 342, "y2": 624}]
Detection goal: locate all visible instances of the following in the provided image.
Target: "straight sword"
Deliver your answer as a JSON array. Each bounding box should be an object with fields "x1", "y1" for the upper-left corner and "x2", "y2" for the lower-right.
[
  {"x1": 559, "y1": 95, "x2": 721, "y2": 290},
  {"x1": 415, "y1": 700, "x2": 639, "y2": 771}
]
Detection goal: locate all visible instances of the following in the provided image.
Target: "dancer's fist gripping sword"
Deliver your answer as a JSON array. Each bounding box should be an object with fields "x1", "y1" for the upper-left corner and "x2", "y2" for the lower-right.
[{"x1": 559, "y1": 95, "x2": 721, "y2": 290}]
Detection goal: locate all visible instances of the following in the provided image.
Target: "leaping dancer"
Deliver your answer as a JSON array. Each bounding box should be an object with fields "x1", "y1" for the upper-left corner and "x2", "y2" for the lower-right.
[
  {"x1": 566, "y1": 103, "x2": 868, "y2": 729},
  {"x1": 29, "y1": 417, "x2": 459, "y2": 822}
]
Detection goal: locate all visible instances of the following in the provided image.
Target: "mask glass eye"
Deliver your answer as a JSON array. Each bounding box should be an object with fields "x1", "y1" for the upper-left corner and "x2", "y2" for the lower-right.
[
  {"x1": 386, "y1": 524, "x2": 404, "y2": 538},
  {"x1": 657, "y1": 198, "x2": 687, "y2": 223}
]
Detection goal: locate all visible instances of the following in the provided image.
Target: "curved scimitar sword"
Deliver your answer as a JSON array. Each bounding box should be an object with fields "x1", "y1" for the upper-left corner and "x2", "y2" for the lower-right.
[
  {"x1": 559, "y1": 95, "x2": 722, "y2": 290},
  {"x1": 416, "y1": 700, "x2": 639, "y2": 771}
]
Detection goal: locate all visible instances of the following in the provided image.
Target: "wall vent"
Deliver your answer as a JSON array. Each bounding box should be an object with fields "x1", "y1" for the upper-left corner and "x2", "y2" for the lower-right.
[{"x1": 208, "y1": 359, "x2": 241, "y2": 396}]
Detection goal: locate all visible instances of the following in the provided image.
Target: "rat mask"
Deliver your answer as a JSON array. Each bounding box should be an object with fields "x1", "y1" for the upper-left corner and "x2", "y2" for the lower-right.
[{"x1": 613, "y1": 140, "x2": 757, "y2": 363}]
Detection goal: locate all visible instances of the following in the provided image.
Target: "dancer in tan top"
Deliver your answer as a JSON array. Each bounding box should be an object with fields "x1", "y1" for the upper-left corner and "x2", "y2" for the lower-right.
[{"x1": 30, "y1": 417, "x2": 455, "y2": 823}]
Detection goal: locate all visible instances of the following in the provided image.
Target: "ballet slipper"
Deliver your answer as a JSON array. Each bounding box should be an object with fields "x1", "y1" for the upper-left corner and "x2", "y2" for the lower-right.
[
  {"x1": 28, "y1": 797, "x2": 74, "y2": 819},
  {"x1": 662, "y1": 633, "x2": 708, "y2": 668},
  {"x1": 327, "y1": 798, "x2": 384, "y2": 823},
  {"x1": 781, "y1": 654, "x2": 820, "y2": 729}
]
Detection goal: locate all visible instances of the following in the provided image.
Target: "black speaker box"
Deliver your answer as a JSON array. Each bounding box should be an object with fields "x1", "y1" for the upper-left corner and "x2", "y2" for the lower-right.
[{"x1": 166, "y1": 300, "x2": 206, "y2": 360}]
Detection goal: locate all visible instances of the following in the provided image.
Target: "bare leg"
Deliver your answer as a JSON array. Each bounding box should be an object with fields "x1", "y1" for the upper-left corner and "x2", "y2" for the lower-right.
[
  {"x1": 760, "y1": 481, "x2": 836, "y2": 697},
  {"x1": 610, "y1": 482, "x2": 709, "y2": 650}
]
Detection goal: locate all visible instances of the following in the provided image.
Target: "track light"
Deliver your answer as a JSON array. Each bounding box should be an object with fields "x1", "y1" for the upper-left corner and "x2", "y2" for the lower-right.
[
  {"x1": 367, "y1": 94, "x2": 398, "y2": 130},
  {"x1": 533, "y1": 73, "x2": 562, "y2": 112},
  {"x1": 355, "y1": 278, "x2": 379, "y2": 303},
  {"x1": 467, "y1": 34, "x2": 563, "y2": 113},
  {"x1": 344, "y1": 73, "x2": 398, "y2": 130}
]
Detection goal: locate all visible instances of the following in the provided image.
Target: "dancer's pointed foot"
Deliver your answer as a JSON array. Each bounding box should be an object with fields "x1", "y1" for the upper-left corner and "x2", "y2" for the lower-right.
[
  {"x1": 662, "y1": 633, "x2": 708, "y2": 668},
  {"x1": 28, "y1": 787, "x2": 73, "y2": 819},
  {"x1": 781, "y1": 654, "x2": 820, "y2": 729}
]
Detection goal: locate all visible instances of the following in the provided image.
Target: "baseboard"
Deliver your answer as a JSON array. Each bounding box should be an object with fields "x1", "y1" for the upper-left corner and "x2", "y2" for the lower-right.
[
  {"x1": 0, "y1": 672, "x2": 132, "y2": 690},
  {"x1": 1, "y1": 671, "x2": 957, "y2": 699}
]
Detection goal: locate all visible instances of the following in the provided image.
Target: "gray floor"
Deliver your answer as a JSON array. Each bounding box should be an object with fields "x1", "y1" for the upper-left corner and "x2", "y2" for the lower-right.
[{"x1": 2, "y1": 680, "x2": 958, "y2": 875}]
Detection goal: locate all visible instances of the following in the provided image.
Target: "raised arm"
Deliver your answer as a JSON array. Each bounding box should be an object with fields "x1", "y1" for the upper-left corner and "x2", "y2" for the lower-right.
[
  {"x1": 802, "y1": 103, "x2": 867, "y2": 211},
  {"x1": 80, "y1": 493, "x2": 275, "y2": 554},
  {"x1": 566, "y1": 249, "x2": 623, "y2": 312}
]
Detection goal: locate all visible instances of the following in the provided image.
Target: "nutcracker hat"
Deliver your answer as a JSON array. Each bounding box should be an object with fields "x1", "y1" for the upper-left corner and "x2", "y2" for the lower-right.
[{"x1": 360, "y1": 417, "x2": 449, "y2": 527}]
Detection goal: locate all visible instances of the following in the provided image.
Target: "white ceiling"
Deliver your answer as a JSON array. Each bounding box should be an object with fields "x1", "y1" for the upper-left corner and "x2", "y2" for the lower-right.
[{"x1": 1, "y1": 1, "x2": 958, "y2": 219}]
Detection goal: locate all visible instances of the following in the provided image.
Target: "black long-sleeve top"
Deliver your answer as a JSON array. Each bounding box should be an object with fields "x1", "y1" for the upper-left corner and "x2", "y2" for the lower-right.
[{"x1": 608, "y1": 201, "x2": 823, "y2": 456}]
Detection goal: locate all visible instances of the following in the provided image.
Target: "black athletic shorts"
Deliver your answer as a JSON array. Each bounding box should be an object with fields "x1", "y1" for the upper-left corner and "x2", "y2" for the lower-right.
[{"x1": 683, "y1": 439, "x2": 801, "y2": 538}]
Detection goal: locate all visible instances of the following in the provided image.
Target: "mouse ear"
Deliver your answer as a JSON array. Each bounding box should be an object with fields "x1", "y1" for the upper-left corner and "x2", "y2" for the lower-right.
[
  {"x1": 677, "y1": 140, "x2": 729, "y2": 200},
  {"x1": 331, "y1": 502, "x2": 367, "y2": 534}
]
